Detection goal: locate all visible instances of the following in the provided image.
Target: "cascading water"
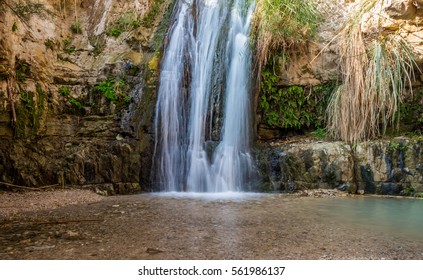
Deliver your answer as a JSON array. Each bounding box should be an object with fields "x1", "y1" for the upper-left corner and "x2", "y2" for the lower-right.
[{"x1": 154, "y1": 0, "x2": 256, "y2": 192}]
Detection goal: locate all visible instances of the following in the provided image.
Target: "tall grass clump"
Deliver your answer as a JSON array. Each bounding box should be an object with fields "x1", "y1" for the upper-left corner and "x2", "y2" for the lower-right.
[
  {"x1": 326, "y1": 0, "x2": 418, "y2": 143},
  {"x1": 252, "y1": 0, "x2": 320, "y2": 75}
]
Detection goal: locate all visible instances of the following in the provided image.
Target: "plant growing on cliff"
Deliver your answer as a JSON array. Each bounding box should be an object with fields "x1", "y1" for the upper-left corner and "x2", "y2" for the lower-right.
[
  {"x1": 326, "y1": 0, "x2": 419, "y2": 143},
  {"x1": 63, "y1": 38, "x2": 76, "y2": 53},
  {"x1": 107, "y1": 12, "x2": 141, "y2": 38},
  {"x1": 15, "y1": 59, "x2": 30, "y2": 83},
  {"x1": 252, "y1": 0, "x2": 320, "y2": 76},
  {"x1": 58, "y1": 86, "x2": 70, "y2": 96},
  {"x1": 259, "y1": 68, "x2": 332, "y2": 129},
  {"x1": 12, "y1": 22, "x2": 18, "y2": 32},
  {"x1": 95, "y1": 78, "x2": 130, "y2": 106},
  {"x1": 71, "y1": 21, "x2": 83, "y2": 34},
  {"x1": 14, "y1": 0, "x2": 45, "y2": 20},
  {"x1": 142, "y1": 0, "x2": 165, "y2": 28}
]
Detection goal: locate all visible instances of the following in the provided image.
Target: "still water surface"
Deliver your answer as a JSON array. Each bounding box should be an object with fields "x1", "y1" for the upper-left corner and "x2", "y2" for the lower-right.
[
  {"x1": 154, "y1": 193, "x2": 423, "y2": 241},
  {"x1": 311, "y1": 197, "x2": 423, "y2": 241}
]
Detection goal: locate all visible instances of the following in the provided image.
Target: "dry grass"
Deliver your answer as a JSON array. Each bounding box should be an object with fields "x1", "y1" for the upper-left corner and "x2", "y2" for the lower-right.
[
  {"x1": 326, "y1": 0, "x2": 418, "y2": 143},
  {"x1": 252, "y1": 0, "x2": 320, "y2": 77}
]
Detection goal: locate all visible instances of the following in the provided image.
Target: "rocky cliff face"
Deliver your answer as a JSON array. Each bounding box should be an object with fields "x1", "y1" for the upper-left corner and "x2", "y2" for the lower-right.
[
  {"x1": 0, "y1": 0, "x2": 172, "y2": 193},
  {"x1": 256, "y1": 138, "x2": 423, "y2": 195},
  {"x1": 1, "y1": 0, "x2": 423, "y2": 195}
]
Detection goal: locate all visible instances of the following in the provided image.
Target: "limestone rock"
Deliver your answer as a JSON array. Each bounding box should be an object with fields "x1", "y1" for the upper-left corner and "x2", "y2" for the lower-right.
[
  {"x1": 256, "y1": 139, "x2": 423, "y2": 195},
  {"x1": 383, "y1": 0, "x2": 417, "y2": 19},
  {"x1": 0, "y1": 0, "x2": 171, "y2": 193}
]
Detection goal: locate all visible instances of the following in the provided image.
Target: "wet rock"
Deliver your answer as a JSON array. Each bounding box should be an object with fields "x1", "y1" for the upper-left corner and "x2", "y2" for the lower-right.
[
  {"x1": 256, "y1": 139, "x2": 423, "y2": 195},
  {"x1": 361, "y1": 164, "x2": 377, "y2": 194},
  {"x1": 381, "y1": 183, "x2": 401, "y2": 195}
]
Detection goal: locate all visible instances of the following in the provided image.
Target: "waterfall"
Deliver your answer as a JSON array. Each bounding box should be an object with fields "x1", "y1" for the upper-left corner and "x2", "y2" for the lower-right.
[{"x1": 154, "y1": 0, "x2": 256, "y2": 192}]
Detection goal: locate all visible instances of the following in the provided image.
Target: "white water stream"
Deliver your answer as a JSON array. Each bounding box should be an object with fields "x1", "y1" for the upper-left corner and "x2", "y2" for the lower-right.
[{"x1": 154, "y1": 0, "x2": 256, "y2": 192}]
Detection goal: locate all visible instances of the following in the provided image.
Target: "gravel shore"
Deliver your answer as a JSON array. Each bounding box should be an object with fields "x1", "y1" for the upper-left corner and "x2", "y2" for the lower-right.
[{"x1": 0, "y1": 189, "x2": 105, "y2": 219}]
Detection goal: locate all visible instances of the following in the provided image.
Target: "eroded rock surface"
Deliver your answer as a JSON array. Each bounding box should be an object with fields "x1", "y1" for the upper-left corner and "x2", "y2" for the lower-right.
[
  {"x1": 0, "y1": 0, "x2": 171, "y2": 192},
  {"x1": 256, "y1": 138, "x2": 423, "y2": 195}
]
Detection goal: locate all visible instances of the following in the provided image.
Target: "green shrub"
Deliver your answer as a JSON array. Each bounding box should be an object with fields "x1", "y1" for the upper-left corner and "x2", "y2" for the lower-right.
[
  {"x1": 71, "y1": 21, "x2": 83, "y2": 34},
  {"x1": 14, "y1": 0, "x2": 45, "y2": 21},
  {"x1": 63, "y1": 38, "x2": 76, "y2": 53},
  {"x1": 95, "y1": 78, "x2": 118, "y2": 101},
  {"x1": 95, "y1": 78, "x2": 131, "y2": 109},
  {"x1": 12, "y1": 22, "x2": 18, "y2": 32},
  {"x1": 142, "y1": 0, "x2": 165, "y2": 28},
  {"x1": 259, "y1": 68, "x2": 333, "y2": 130},
  {"x1": 58, "y1": 86, "x2": 70, "y2": 96},
  {"x1": 15, "y1": 59, "x2": 30, "y2": 83},
  {"x1": 107, "y1": 12, "x2": 141, "y2": 38},
  {"x1": 310, "y1": 128, "x2": 326, "y2": 139},
  {"x1": 108, "y1": 27, "x2": 122, "y2": 38},
  {"x1": 252, "y1": 0, "x2": 320, "y2": 74},
  {"x1": 69, "y1": 98, "x2": 83, "y2": 109},
  {"x1": 44, "y1": 38, "x2": 55, "y2": 50}
]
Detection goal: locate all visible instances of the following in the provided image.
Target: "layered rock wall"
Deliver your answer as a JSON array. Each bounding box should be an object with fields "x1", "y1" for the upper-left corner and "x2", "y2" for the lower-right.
[
  {"x1": 257, "y1": 138, "x2": 423, "y2": 195},
  {"x1": 0, "y1": 0, "x2": 171, "y2": 193},
  {"x1": 2, "y1": 0, "x2": 423, "y2": 196}
]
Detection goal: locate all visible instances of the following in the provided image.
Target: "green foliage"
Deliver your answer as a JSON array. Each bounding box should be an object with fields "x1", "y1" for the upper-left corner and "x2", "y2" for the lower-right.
[
  {"x1": 95, "y1": 78, "x2": 118, "y2": 101},
  {"x1": 387, "y1": 141, "x2": 408, "y2": 153},
  {"x1": 149, "y1": 0, "x2": 176, "y2": 52},
  {"x1": 44, "y1": 38, "x2": 55, "y2": 50},
  {"x1": 310, "y1": 128, "x2": 326, "y2": 139},
  {"x1": 400, "y1": 187, "x2": 416, "y2": 196},
  {"x1": 108, "y1": 27, "x2": 122, "y2": 38},
  {"x1": 15, "y1": 59, "x2": 30, "y2": 83},
  {"x1": 63, "y1": 38, "x2": 76, "y2": 53},
  {"x1": 252, "y1": 0, "x2": 320, "y2": 73},
  {"x1": 64, "y1": 45, "x2": 76, "y2": 54},
  {"x1": 415, "y1": 193, "x2": 423, "y2": 198},
  {"x1": 58, "y1": 86, "x2": 70, "y2": 96},
  {"x1": 142, "y1": 0, "x2": 165, "y2": 28},
  {"x1": 12, "y1": 22, "x2": 18, "y2": 32},
  {"x1": 400, "y1": 89, "x2": 423, "y2": 133},
  {"x1": 388, "y1": 141, "x2": 400, "y2": 152},
  {"x1": 14, "y1": 0, "x2": 46, "y2": 21},
  {"x1": 63, "y1": 38, "x2": 71, "y2": 46},
  {"x1": 95, "y1": 78, "x2": 130, "y2": 106},
  {"x1": 71, "y1": 21, "x2": 83, "y2": 34},
  {"x1": 259, "y1": 68, "x2": 333, "y2": 130},
  {"x1": 15, "y1": 84, "x2": 46, "y2": 138},
  {"x1": 107, "y1": 12, "x2": 141, "y2": 38},
  {"x1": 68, "y1": 98, "x2": 83, "y2": 109},
  {"x1": 58, "y1": 86, "x2": 84, "y2": 114}
]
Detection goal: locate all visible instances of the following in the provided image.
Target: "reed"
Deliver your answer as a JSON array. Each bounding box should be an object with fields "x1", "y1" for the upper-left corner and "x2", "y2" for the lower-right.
[{"x1": 326, "y1": 0, "x2": 418, "y2": 143}]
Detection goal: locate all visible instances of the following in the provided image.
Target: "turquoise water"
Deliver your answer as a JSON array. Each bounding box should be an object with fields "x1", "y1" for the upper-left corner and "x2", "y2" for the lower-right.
[{"x1": 312, "y1": 197, "x2": 423, "y2": 241}]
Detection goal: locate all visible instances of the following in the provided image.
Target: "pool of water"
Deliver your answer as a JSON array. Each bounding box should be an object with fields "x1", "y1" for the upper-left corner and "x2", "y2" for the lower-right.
[
  {"x1": 152, "y1": 192, "x2": 423, "y2": 241},
  {"x1": 302, "y1": 196, "x2": 423, "y2": 241}
]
